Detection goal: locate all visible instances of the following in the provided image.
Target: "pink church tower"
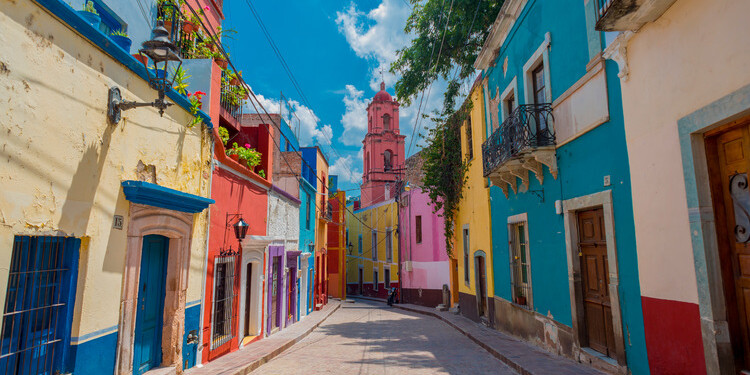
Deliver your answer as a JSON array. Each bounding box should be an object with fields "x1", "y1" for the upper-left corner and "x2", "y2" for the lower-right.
[{"x1": 361, "y1": 82, "x2": 406, "y2": 207}]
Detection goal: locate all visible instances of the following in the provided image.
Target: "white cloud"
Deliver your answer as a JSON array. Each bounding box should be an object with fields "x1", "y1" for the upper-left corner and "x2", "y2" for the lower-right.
[
  {"x1": 339, "y1": 85, "x2": 368, "y2": 146},
  {"x1": 330, "y1": 154, "x2": 363, "y2": 184},
  {"x1": 244, "y1": 92, "x2": 326, "y2": 147},
  {"x1": 314, "y1": 124, "x2": 333, "y2": 146}
]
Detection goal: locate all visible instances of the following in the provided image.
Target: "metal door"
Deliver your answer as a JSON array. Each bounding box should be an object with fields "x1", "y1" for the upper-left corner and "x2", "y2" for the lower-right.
[{"x1": 134, "y1": 235, "x2": 169, "y2": 375}]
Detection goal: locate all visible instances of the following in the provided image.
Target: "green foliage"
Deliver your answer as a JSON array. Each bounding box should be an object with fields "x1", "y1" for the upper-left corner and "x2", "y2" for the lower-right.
[
  {"x1": 228, "y1": 143, "x2": 262, "y2": 168},
  {"x1": 82, "y1": 1, "x2": 98, "y2": 15},
  {"x1": 420, "y1": 102, "x2": 472, "y2": 255},
  {"x1": 172, "y1": 66, "x2": 190, "y2": 95},
  {"x1": 110, "y1": 30, "x2": 128, "y2": 37},
  {"x1": 258, "y1": 170, "x2": 266, "y2": 178},
  {"x1": 218, "y1": 127, "x2": 230, "y2": 145},
  {"x1": 390, "y1": 0, "x2": 503, "y2": 111}
]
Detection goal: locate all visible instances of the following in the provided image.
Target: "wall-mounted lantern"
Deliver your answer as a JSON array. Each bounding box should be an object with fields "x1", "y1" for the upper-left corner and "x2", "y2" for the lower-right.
[
  {"x1": 347, "y1": 242, "x2": 354, "y2": 255},
  {"x1": 220, "y1": 215, "x2": 248, "y2": 257},
  {"x1": 108, "y1": 21, "x2": 182, "y2": 124}
]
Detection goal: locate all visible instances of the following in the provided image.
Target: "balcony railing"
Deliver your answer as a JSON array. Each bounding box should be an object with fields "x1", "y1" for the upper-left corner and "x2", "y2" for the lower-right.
[
  {"x1": 482, "y1": 104, "x2": 555, "y2": 177},
  {"x1": 220, "y1": 71, "x2": 244, "y2": 122},
  {"x1": 322, "y1": 202, "x2": 333, "y2": 222}
]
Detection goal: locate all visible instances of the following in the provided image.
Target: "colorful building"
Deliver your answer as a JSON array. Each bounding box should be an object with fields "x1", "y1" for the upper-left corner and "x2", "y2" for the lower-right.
[
  {"x1": 346, "y1": 200, "x2": 400, "y2": 299},
  {"x1": 327, "y1": 177, "x2": 347, "y2": 300},
  {"x1": 476, "y1": 0, "x2": 648, "y2": 373},
  {"x1": 451, "y1": 81, "x2": 494, "y2": 322},
  {"x1": 596, "y1": 0, "x2": 750, "y2": 372},
  {"x1": 398, "y1": 153, "x2": 449, "y2": 307},
  {"x1": 301, "y1": 147, "x2": 330, "y2": 310},
  {"x1": 0, "y1": 1, "x2": 215, "y2": 374}
]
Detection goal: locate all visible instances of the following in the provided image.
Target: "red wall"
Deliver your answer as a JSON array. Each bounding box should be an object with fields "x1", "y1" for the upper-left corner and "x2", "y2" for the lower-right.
[{"x1": 642, "y1": 296, "x2": 706, "y2": 375}]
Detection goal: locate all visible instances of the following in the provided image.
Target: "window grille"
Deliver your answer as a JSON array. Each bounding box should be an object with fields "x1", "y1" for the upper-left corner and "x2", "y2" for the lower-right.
[
  {"x1": 211, "y1": 256, "x2": 236, "y2": 349},
  {"x1": 463, "y1": 229, "x2": 470, "y2": 283},
  {"x1": 373, "y1": 270, "x2": 378, "y2": 291},
  {"x1": 510, "y1": 223, "x2": 532, "y2": 308},
  {"x1": 371, "y1": 231, "x2": 378, "y2": 261},
  {"x1": 358, "y1": 234, "x2": 363, "y2": 254},
  {"x1": 415, "y1": 216, "x2": 422, "y2": 244},
  {"x1": 384, "y1": 269, "x2": 390, "y2": 290},
  {"x1": 1, "y1": 236, "x2": 79, "y2": 375}
]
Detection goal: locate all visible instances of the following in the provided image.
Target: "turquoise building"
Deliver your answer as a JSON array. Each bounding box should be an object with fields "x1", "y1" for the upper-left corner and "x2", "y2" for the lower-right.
[{"x1": 476, "y1": 0, "x2": 647, "y2": 373}]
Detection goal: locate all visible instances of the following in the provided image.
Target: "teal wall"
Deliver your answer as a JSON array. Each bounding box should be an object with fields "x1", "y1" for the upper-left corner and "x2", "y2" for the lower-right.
[{"x1": 483, "y1": 0, "x2": 648, "y2": 373}]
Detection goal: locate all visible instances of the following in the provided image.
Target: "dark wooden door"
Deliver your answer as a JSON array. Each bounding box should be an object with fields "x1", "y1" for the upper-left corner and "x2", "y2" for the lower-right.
[
  {"x1": 578, "y1": 208, "x2": 615, "y2": 357},
  {"x1": 706, "y1": 123, "x2": 750, "y2": 369},
  {"x1": 475, "y1": 256, "x2": 487, "y2": 318},
  {"x1": 245, "y1": 264, "x2": 252, "y2": 337},
  {"x1": 358, "y1": 268, "x2": 363, "y2": 295}
]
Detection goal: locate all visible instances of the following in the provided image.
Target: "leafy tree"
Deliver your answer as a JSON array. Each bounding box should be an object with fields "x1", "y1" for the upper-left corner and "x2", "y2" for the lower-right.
[{"x1": 391, "y1": 0, "x2": 503, "y2": 113}]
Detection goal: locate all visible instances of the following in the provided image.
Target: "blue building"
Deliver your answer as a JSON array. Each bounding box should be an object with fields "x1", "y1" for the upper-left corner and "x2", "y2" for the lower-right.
[{"x1": 475, "y1": 1, "x2": 647, "y2": 373}]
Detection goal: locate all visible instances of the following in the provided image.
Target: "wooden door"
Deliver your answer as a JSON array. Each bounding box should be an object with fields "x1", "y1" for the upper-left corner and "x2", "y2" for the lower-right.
[
  {"x1": 245, "y1": 264, "x2": 252, "y2": 337},
  {"x1": 475, "y1": 256, "x2": 487, "y2": 318},
  {"x1": 706, "y1": 122, "x2": 750, "y2": 369},
  {"x1": 134, "y1": 235, "x2": 168, "y2": 375},
  {"x1": 451, "y1": 258, "x2": 459, "y2": 304},
  {"x1": 270, "y1": 257, "x2": 280, "y2": 331},
  {"x1": 577, "y1": 208, "x2": 615, "y2": 357},
  {"x1": 358, "y1": 268, "x2": 363, "y2": 295}
]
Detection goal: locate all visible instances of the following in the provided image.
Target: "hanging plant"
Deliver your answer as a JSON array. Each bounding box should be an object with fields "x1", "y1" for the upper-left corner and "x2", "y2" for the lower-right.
[
  {"x1": 187, "y1": 90, "x2": 206, "y2": 127},
  {"x1": 420, "y1": 102, "x2": 472, "y2": 256}
]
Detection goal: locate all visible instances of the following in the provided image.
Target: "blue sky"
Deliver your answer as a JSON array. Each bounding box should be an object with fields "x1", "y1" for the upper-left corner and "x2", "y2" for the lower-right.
[{"x1": 223, "y1": 0, "x2": 444, "y2": 195}]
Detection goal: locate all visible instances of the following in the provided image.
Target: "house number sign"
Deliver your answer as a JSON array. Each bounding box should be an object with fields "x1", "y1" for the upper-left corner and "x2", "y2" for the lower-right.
[
  {"x1": 730, "y1": 173, "x2": 750, "y2": 242},
  {"x1": 113, "y1": 215, "x2": 124, "y2": 230}
]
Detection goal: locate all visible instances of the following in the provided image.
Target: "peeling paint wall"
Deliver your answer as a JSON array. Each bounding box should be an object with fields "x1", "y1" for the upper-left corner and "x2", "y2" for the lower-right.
[
  {"x1": 267, "y1": 190, "x2": 300, "y2": 248},
  {"x1": 0, "y1": 0, "x2": 211, "y2": 353}
]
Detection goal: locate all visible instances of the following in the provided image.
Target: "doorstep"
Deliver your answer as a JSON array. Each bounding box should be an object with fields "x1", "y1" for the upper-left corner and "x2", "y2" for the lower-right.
[
  {"x1": 350, "y1": 297, "x2": 607, "y2": 375},
  {"x1": 186, "y1": 301, "x2": 340, "y2": 375}
]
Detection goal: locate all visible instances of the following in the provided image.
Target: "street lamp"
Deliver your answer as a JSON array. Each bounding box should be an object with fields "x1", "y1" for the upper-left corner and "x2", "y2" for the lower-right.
[
  {"x1": 220, "y1": 216, "x2": 249, "y2": 257},
  {"x1": 347, "y1": 242, "x2": 354, "y2": 255},
  {"x1": 107, "y1": 21, "x2": 183, "y2": 124}
]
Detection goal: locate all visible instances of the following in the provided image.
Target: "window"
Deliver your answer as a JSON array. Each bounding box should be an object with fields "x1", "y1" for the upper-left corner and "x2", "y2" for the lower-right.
[
  {"x1": 505, "y1": 93, "x2": 515, "y2": 118},
  {"x1": 358, "y1": 234, "x2": 363, "y2": 254},
  {"x1": 306, "y1": 192, "x2": 311, "y2": 230},
  {"x1": 213, "y1": 256, "x2": 236, "y2": 347},
  {"x1": 1, "y1": 236, "x2": 79, "y2": 375},
  {"x1": 463, "y1": 228, "x2": 470, "y2": 283},
  {"x1": 373, "y1": 269, "x2": 379, "y2": 291},
  {"x1": 465, "y1": 117, "x2": 474, "y2": 160},
  {"x1": 383, "y1": 114, "x2": 391, "y2": 130},
  {"x1": 385, "y1": 229, "x2": 393, "y2": 262},
  {"x1": 510, "y1": 222, "x2": 531, "y2": 308},
  {"x1": 384, "y1": 269, "x2": 391, "y2": 290},
  {"x1": 384, "y1": 150, "x2": 393, "y2": 171},
  {"x1": 372, "y1": 230, "x2": 378, "y2": 261},
  {"x1": 532, "y1": 64, "x2": 548, "y2": 133},
  {"x1": 415, "y1": 215, "x2": 423, "y2": 243}
]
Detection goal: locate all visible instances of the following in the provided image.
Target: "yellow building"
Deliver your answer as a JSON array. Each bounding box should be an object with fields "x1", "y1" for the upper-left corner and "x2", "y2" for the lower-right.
[
  {"x1": 0, "y1": 2, "x2": 212, "y2": 373},
  {"x1": 346, "y1": 200, "x2": 400, "y2": 299},
  {"x1": 452, "y1": 81, "x2": 494, "y2": 322}
]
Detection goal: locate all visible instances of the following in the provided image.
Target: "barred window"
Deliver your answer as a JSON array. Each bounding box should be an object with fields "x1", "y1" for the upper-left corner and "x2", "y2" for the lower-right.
[
  {"x1": 212, "y1": 256, "x2": 236, "y2": 348},
  {"x1": 373, "y1": 269, "x2": 379, "y2": 291},
  {"x1": 372, "y1": 231, "x2": 378, "y2": 261},
  {"x1": 385, "y1": 229, "x2": 393, "y2": 263}
]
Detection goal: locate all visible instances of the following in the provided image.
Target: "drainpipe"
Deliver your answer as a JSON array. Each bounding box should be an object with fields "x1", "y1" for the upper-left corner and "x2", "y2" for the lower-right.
[{"x1": 196, "y1": 129, "x2": 215, "y2": 367}]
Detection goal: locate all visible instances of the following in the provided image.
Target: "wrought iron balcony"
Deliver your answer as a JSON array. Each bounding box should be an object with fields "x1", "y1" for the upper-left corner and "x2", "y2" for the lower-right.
[
  {"x1": 321, "y1": 202, "x2": 333, "y2": 222},
  {"x1": 482, "y1": 104, "x2": 557, "y2": 196},
  {"x1": 220, "y1": 71, "x2": 244, "y2": 122},
  {"x1": 594, "y1": 0, "x2": 676, "y2": 31}
]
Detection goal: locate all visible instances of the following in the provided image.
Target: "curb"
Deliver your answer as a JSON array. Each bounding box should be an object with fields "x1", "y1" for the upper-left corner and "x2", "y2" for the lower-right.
[
  {"x1": 350, "y1": 296, "x2": 581, "y2": 375},
  {"x1": 195, "y1": 302, "x2": 341, "y2": 375}
]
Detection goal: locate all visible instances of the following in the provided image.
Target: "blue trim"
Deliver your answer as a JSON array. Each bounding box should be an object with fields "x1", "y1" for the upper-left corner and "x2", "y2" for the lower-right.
[
  {"x1": 34, "y1": 0, "x2": 213, "y2": 129},
  {"x1": 122, "y1": 180, "x2": 214, "y2": 213},
  {"x1": 69, "y1": 330, "x2": 118, "y2": 375},
  {"x1": 71, "y1": 324, "x2": 119, "y2": 344},
  {"x1": 185, "y1": 299, "x2": 201, "y2": 308}
]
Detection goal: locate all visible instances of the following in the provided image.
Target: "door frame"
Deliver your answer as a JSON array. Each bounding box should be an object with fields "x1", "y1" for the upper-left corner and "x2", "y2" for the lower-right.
[
  {"x1": 474, "y1": 251, "x2": 488, "y2": 318},
  {"x1": 134, "y1": 235, "x2": 169, "y2": 374},
  {"x1": 677, "y1": 86, "x2": 750, "y2": 374},
  {"x1": 116, "y1": 204, "x2": 194, "y2": 375},
  {"x1": 562, "y1": 191, "x2": 627, "y2": 367}
]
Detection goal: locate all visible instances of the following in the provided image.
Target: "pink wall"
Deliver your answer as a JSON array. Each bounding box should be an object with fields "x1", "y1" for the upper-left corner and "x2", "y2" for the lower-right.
[{"x1": 399, "y1": 187, "x2": 449, "y2": 290}]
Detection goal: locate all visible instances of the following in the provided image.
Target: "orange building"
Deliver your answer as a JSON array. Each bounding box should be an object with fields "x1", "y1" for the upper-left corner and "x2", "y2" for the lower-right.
[{"x1": 327, "y1": 182, "x2": 347, "y2": 300}]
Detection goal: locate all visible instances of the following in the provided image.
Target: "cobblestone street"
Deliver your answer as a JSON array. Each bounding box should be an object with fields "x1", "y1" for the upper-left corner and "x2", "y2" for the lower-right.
[{"x1": 252, "y1": 300, "x2": 516, "y2": 374}]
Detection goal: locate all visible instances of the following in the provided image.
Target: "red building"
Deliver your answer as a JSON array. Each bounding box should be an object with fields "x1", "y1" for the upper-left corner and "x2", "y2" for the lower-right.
[{"x1": 327, "y1": 184, "x2": 347, "y2": 300}]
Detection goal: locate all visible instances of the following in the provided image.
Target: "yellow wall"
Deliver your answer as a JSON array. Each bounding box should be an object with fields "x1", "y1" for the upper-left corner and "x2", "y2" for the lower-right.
[
  {"x1": 346, "y1": 200, "x2": 400, "y2": 285},
  {"x1": 0, "y1": 1, "x2": 211, "y2": 340},
  {"x1": 454, "y1": 85, "x2": 494, "y2": 298},
  {"x1": 619, "y1": 0, "x2": 750, "y2": 304}
]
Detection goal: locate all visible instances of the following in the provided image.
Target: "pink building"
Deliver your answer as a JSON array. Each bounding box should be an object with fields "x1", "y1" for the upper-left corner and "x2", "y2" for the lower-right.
[
  {"x1": 361, "y1": 82, "x2": 406, "y2": 207},
  {"x1": 398, "y1": 152, "x2": 449, "y2": 307}
]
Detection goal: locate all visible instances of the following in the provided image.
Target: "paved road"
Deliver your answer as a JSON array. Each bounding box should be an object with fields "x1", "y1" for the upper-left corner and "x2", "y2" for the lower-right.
[{"x1": 252, "y1": 299, "x2": 517, "y2": 374}]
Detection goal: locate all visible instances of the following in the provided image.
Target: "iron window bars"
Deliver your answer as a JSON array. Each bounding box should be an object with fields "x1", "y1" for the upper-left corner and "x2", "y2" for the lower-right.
[
  {"x1": 510, "y1": 223, "x2": 532, "y2": 309},
  {"x1": 1, "y1": 236, "x2": 79, "y2": 375},
  {"x1": 211, "y1": 256, "x2": 236, "y2": 349},
  {"x1": 482, "y1": 103, "x2": 555, "y2": 177}
]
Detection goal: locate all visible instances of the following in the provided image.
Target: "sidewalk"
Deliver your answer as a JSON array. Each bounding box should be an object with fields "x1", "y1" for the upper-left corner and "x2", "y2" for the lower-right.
[
  {"x1": 186, "y1": 301, "x2": 340, "y2": 375},
  {"x1": 352, "y1": 296, "x2": 606, "y2": 375}
]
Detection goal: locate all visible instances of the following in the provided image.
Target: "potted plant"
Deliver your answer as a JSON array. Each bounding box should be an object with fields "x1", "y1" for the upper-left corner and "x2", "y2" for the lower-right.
[
  {"x1": 78, "y1": 1, "x2": 100, "y2": 28},
  {"x1": 237, "y1": 144, "x2": 262, "y2": 169},
  {"x1": 226, "y1": 142, "x2": 241, "y2": 163},
  {"x1": 213, "y1": 50, "x2": 228, "y2": 69},
  {"x1": 218, "y1": 127, "x2": 230, "y2": 146},
  {"x1": 187, "y1": 91, "x2": 206, "y2": 128},
  {"x1": 109, "y1": 30, "x2": 132, "y2": 52},
  {"x1": 172, "y1": 66, "x2": 191, "y2": 96}
]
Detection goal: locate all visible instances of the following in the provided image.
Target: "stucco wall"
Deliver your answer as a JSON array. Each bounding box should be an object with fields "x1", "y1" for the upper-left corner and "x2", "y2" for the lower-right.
[
  {"x1": 345, "y1": 200, "x2": 400, "y2": 287},
  {"x1": 0, "y1": 0, "x2": 210, "y2": 348},
  {"x1": 400, "y1": 187, "x2": 448, "y2": 290},
  {"x1": 267, "y1": 190, "x2": 300, "y2": 247},
  {"x1": 622, "y1": 0, "x2": 750, "y2": 304}
]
